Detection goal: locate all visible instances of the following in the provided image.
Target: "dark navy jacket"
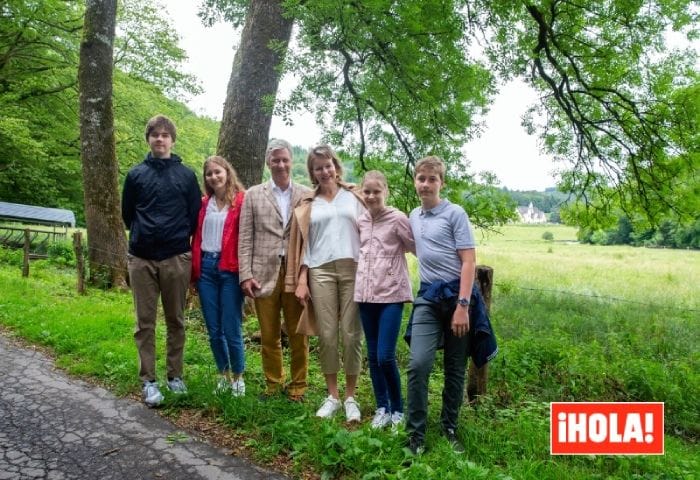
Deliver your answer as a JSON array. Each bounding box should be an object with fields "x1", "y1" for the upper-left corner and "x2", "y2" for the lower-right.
[
  {"x1": 404, "y1": 279, "x2": 498, "y2": 368},
  {"x1": 121, "y1": 153, "x2": 201, "y2": 260}
]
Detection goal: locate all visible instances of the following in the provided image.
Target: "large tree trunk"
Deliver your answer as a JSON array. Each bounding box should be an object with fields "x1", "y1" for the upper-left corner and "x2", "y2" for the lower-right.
[
  {"x1": 78, "y1": 0, "x2": 127, "y2": 289},
  {"x1": 217, "y1": 0, "x2": 294, "y2": 188}
]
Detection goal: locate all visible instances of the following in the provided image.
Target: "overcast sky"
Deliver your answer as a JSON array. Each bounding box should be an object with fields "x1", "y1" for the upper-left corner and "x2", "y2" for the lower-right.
[{"x1": 166, "y1": 3, "x2": 559, "y2": 191}]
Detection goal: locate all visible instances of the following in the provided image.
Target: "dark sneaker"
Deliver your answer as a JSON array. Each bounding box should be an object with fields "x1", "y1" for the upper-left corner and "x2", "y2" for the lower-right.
[
  {"x1": 443, "y1": 428, "x2": 465, "y2": 454},
  {"x1": 406, "y1": 435, "x2": 425, "y2": 456}
]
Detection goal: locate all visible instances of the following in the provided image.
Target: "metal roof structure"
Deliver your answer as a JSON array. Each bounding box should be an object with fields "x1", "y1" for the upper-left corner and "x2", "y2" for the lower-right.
[{"x1": 0, "y1": 201, "x2": 76, "y2": 227}]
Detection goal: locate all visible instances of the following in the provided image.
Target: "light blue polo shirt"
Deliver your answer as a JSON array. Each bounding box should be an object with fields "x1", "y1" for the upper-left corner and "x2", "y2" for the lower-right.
[{"x1": 409, "y1": 199, "x2": 476, "y2": 283}]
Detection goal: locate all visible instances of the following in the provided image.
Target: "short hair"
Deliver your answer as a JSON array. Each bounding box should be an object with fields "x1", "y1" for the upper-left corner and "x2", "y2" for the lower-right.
[
  {"x1": 265, "y1": 138, "x2": 293, "y2": 163},
  {"x1": 361, "y1": 170, "x2": 389, "y2": 196},
  {"x1": 202, "y1": 156, "x2": 245, "y2": 205},
  {"x1": 415, "y1": 156, "x2": 445, "y2": 182},
  {"x1": 145, "y1": 115, "x2": 177, "y2": 142},
  {"x1": 307, "y1": 144, "x2": 344, "y2": 185}
]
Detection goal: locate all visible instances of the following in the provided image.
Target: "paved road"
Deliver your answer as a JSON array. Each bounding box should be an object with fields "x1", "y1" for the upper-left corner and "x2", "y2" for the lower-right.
[{"x1": 0, "y1": 334, "x2": 286, "y2": 480}]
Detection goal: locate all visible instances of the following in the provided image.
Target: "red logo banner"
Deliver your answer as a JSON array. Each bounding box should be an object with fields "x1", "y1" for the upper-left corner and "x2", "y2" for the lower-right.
[{"x1": 550, "y1": 402, "x2": 664, "y2": 455}]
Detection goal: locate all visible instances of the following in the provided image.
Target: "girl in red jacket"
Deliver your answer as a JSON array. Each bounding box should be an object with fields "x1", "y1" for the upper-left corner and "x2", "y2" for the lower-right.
[{"x1": 191, "y1": 156, "x2": 246, "y2": 396}]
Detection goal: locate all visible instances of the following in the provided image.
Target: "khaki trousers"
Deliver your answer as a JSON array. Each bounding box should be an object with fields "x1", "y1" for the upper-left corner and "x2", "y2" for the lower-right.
[
  {"x1": 255, "y1": 262, "x2": 308, "y2": 396},
  {"x1": 309, "y1": 259, "x2": 363, "y2": 375},
  {"x1": 128, "y1": 252, "x2": 191, "y2": 382}
]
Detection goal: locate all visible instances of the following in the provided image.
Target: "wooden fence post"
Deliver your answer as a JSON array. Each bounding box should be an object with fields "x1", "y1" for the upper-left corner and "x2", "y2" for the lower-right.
[
  {"x1": 22, "y1": 228, "x2": 30, "y2": 277},
  {"x1": 73, "y1": 231, "x2": 85, "y2": 294},
  {"x1": 467, "y1": 265, "x2": 493, "y2": 403}
]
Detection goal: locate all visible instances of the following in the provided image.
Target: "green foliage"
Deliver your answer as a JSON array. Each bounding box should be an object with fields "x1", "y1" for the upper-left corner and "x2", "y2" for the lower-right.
[
  {"x1": 486, "y1": 2, "x2": 698, "y2": 226},
  {"x1": 115, "y1": 0, "x2": 201, "y2": 98},
  {"x1": 283, "y1": 0, "x2": 494, "y2": 167},
  {"x1": 541, "y1": 231, "x2": 553, "y2": 241},
  {"x1": 353, "y1": 155, "x2": 517, "y2": 226},
  {"x1": 0, "y1": 246, "x2": 22, "y2": 267},
  {"x1": 225, "y1": 0, "x2": 698, "y2": 228},
  {"x1": 46, "y1": 241, "x2": 76, "y2": 267},
  {"x1": 576, "y1": 215, "x2": 700, "y2": 249},
  {"x1": 0, "y1": 0, "x2": 219, "y2": 224}
]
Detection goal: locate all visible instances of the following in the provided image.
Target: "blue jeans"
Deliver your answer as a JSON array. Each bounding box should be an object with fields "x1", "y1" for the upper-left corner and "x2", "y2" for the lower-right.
[
  {"x1": 406, "y1": 296, "x2": 469, "y2": 441},
  {"x1": 197, "y1": 253, "x2": 245, "y2": 375},
  {"x1": 359, "y1": 302, "x2": 404, "y2": 413}
]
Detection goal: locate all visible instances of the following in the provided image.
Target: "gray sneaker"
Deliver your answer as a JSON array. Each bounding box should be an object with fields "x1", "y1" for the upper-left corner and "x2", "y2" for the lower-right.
[
  {"x1": 167, "y1": 377, "x2": 187, "y2": 394},
  {"x1": 142, "y1": 381, "x2": 163, "y2": 407}
]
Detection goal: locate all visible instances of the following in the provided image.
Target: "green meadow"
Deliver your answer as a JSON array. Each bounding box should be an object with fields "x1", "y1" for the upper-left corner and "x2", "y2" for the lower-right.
[{"x1": 0, "y1": 224, "x2": 697, "y2": 479}]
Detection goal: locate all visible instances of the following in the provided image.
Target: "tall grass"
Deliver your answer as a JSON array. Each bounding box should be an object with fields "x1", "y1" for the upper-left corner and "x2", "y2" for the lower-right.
[{"x1": 0, "y1": 229, "x2": 698, "y2": 479}]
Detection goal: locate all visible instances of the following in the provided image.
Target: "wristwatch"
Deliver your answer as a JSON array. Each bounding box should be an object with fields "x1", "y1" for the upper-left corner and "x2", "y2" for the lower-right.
[{"x1": 457, "y1": 297, "x2": 470, "y2": 307}]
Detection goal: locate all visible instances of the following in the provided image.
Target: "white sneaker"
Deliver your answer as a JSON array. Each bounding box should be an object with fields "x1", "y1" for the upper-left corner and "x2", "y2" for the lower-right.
[
  {"x1": 316, "y1": 395, "x2": 342, "y2": 418},
  {"x1": 166, "y1": 377, "x2": 187, "y2": 394},
  {"x1": 344, "y1": 397, "x2": 361, "y2": 423},
  {"x1": 231, "y1": 378, "x2": 246, "y2": 397},
  {"x1": 142, "y1": 381, "x2": 163, "y2": 407},
  {"x1": 390, "y1": 411, "x2": 404, "y2": 432},
  {"x1": 215, "y1": 377, "x2": 230, "y2": 393},
  {"x1": 370, "y1": 407, "x2": 391, "y2": 429}
]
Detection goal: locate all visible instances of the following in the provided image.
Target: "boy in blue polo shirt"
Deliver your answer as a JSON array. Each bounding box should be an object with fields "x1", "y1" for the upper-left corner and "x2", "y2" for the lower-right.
[{"x1": 405, "y1": 156, "x2": 476, "y2": 455}]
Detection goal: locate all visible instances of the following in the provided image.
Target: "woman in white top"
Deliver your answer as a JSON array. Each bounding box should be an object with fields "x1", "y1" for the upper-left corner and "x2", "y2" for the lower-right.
[{"x1": 290, "y1": 145, "x2": 366, "y2": 422}]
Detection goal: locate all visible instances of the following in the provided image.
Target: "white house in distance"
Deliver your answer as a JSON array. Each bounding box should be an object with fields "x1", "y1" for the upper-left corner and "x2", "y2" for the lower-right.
[{"x1": 516, "y1": 202, "x2": 547, "y2": 224}]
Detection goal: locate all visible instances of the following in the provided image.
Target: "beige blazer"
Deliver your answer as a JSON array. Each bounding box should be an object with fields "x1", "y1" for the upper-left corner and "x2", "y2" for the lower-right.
[{"x1": 238, "y1": 180, "x2": 311, "y2": 298}]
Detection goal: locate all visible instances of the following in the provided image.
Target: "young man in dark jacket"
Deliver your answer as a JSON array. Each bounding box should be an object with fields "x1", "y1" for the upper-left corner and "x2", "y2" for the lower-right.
[{"x1": 122, "y1": 115, "x2": 201, "y2": 407}]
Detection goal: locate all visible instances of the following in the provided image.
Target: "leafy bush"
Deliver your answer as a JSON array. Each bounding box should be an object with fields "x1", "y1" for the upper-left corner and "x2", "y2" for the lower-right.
[
  {"x1": 46, "y1": 241, "x2": 75, "y2": 266},
  {"x1": 0, "y1": 246, "x2": 22, "y2": 266},
  {"x1": 541, "y1": 231, "x2": 554, "y2": 241}
]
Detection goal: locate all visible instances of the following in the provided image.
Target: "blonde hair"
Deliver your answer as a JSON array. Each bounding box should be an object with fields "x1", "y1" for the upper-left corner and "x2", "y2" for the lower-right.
[
  {"x1": 361, "y1": 170, "x2": 389, "y2": 196},
  {"x1": 415, "y1": 156, "x2": 445, "y2": 182},
  {"x1": 202, "y1": 156, "x2": 245, "y2": 205},
  {"x1": 307, "y1": 144, "x2": 344, "y2": 185}
]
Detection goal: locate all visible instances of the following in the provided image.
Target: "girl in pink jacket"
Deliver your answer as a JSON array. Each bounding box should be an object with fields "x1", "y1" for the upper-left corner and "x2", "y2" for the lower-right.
[{"x1": 354, "y1": 171, "x2": 415, "y2": 429}]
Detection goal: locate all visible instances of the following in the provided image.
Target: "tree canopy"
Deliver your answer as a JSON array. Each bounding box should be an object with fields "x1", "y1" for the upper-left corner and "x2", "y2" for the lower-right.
[{"x1": 202, "y1": 0, "x2": 698, "y2": 228}]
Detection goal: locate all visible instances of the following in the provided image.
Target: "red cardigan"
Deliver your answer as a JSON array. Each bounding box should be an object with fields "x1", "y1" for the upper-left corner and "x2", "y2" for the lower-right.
[{"x1": 191, "y1": 191, "x2": 244, "y2": 281}]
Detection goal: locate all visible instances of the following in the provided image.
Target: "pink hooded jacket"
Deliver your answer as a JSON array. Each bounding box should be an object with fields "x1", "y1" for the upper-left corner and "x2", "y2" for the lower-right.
[{"x1": 354, "y1": 207, "x2": 415, "y2": 303}]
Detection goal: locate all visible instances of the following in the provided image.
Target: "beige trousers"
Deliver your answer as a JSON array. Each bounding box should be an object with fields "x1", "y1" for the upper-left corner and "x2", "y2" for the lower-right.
[
  {"x1": 309, "y1": 259, "x2": 363, "y2": 375},
  {"x1": 128, "y1": 252, "x2": 191, "y2": 382}
]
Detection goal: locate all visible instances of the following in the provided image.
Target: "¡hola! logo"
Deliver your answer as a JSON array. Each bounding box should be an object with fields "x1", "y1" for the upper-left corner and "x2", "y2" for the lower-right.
[{"x1": 550, "y1": 402, "x2": 664, "y2": 455}]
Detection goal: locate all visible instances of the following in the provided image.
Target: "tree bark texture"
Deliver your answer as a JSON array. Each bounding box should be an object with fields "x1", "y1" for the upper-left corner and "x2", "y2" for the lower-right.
[
  {"x1": 217, "y1": 0, "x2": 294, "y2": 188},
  {"x1": 78, "y1": 0, "x2": 127, "y2": 288}
]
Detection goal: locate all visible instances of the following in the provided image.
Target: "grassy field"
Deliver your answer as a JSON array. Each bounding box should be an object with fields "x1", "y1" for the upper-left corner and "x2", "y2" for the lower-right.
[{"x1": 0, "y1": 224, "x2": 697, "y2": 479}]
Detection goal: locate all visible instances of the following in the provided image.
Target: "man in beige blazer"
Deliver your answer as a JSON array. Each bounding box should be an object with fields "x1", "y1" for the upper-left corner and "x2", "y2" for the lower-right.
[{"x1": 239, "y1": 139, "x2": 311, "y2": 400}]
